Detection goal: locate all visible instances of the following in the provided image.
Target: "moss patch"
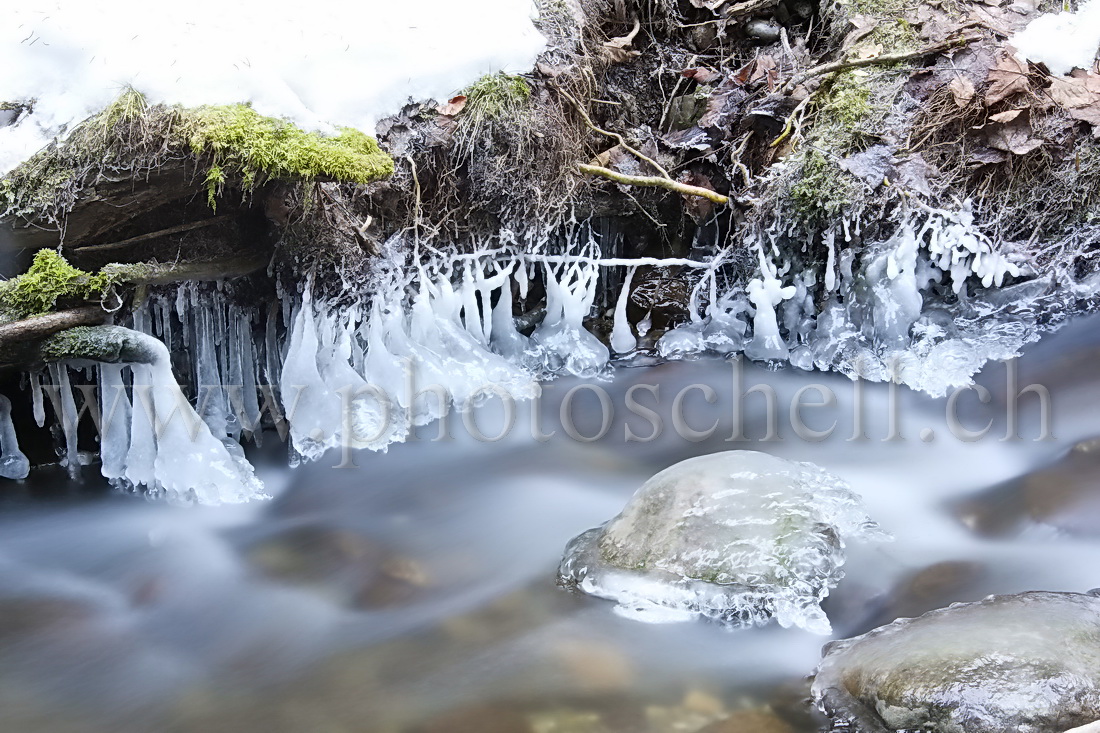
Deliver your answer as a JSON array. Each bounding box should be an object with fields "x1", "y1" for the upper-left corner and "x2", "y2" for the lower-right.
[
  {"x1": 789, "y1": 150, "x2": 860, "y2": 223},
  {"x1": 183, "y1": 106, "x2": 394, "y2": 207},
  {"x1": 0, "y1": 250, "x2": 149, "y2": 319},
  {"x1": 0, "y1": 89, "x2": 394, "y2": 224},
  {"x1": 462, "y1": 73, "x2": 532, "y2": 120}
]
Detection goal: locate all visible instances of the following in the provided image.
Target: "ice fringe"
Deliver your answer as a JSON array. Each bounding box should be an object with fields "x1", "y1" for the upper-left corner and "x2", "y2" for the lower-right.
[
  {"x1": 0, "y1": 394, "x2": 30, "y2": 480},
  {"x1": 1, "y1": 202, "x2": 1055, "y2": 497}
]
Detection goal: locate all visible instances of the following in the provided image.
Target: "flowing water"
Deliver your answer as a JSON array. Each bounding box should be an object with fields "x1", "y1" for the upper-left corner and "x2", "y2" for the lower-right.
[{"x1": 2, "y1": 312, "x2": 1100, "y2": 733}]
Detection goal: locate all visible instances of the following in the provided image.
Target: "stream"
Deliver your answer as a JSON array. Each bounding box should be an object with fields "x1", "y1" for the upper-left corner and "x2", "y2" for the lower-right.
[{"x1": 1, "y1": 311, "x2": 1098, "y2": 733}]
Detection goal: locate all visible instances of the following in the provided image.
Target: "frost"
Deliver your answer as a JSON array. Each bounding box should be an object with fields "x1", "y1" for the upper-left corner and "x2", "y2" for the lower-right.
[{"x1": 558, "y1": 451, "x2": 885, "y2": 634}]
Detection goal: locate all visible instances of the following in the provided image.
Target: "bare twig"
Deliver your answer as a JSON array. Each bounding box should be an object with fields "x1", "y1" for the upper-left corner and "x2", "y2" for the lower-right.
[
  {"x1": 556, "y1": 85, "x2": 670, "y2": 178},
  {"x1": 780, "y1": 33, "x2": 982, "y2": 94},
  {"x1": 578, "y1": 164, "x2": 730, "y2": 204}
]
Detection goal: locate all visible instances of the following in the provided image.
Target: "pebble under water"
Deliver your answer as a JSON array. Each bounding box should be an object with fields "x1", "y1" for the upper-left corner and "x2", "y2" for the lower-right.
[{"x1": 2, "y1": 313, "x2": 1100, "y2": 733}]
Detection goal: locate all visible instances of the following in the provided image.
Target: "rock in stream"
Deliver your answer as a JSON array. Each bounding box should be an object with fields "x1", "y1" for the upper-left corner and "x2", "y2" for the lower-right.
[
  {"x1": 812, "y1": 590, "x2": 1100, "y2": 732},
  {"x1": 557, "y1": 451, "x2": 883, "y2": 633}
]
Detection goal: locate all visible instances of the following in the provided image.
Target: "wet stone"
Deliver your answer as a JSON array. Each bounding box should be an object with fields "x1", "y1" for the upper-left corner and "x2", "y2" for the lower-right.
[
  {"x1": 813, "y1": 591, "x2": 1100, "y2": 733},
  {"x1": 558, "y1": 451, "x2": 883, "y2": 634},
  {"x1": 696, "y1": 709, "x2": 794, "y2": 733}
]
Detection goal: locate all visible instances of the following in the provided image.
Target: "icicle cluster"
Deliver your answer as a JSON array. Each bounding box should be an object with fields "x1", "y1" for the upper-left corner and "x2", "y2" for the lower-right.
[{"x1": 656, "y1": 204, "x2": 1030, "y2": 395}]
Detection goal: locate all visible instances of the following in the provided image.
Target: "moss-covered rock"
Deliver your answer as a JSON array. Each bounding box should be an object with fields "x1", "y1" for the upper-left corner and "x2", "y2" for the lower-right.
[{"x1": 38, "y1": 325, "x2": 160, "y2": 364}]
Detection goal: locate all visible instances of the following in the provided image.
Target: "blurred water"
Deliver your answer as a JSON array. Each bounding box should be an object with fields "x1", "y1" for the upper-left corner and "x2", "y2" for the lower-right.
[{"x1": 2, "y1": 313, "x2": 1100, "y2": 732}]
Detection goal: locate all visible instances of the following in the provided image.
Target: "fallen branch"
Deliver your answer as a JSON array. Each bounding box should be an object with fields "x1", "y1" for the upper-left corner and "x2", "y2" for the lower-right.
[
  {"x1": 0, "y1": 306, "x2": 108, "y2": 348},
  {"x1": 780, "y1": 33, "x2": 982, "y2": 94},
  {"x1": 578, "y1": 164, "x2": 730, "y2": 204},
  {"x1": 71, "y1": 216, "x2": 231, "y2": 253}
]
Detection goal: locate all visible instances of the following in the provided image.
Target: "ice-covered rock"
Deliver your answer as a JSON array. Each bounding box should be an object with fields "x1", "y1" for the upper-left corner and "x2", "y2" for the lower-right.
[
  {"x1": 557, "y1": 451, "x2": 884, "y2": 634},
  {"x1": 1012, "y1": 0, "x2": 1100, "y2": 77},
  {"x1": 813, "y1": 591, "x2": 1100, "y2": 733}
]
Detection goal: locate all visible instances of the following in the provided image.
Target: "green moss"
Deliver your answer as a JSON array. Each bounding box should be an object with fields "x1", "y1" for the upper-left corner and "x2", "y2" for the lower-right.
[
  {"x1": 39, "y1": 325, "x2": 157, "y2": 364},
  {"x1": 0, "y1": 250, "x2": 148, "y2": 319},
  {"x1": 789, "y1": 150, "x2": 859, "y2": 223},
  {"x1": 0, "y1": 250, "x2": 105, "y2": 318},
  {"x1": 184, "y1": 105, "x2": 394, "y2": 203},
  {"x1": 461, "y1": 73, "x2": 532, "y2": 121}
]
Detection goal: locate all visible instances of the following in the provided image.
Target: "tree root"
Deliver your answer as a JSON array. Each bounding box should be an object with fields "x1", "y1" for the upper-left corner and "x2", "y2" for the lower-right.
[
  {"x1": 0, "y1": 306, "x2": 108, "y2": 348},
  {"x1": 578, "y1": 164, "x2": 730, "y2": 204}
]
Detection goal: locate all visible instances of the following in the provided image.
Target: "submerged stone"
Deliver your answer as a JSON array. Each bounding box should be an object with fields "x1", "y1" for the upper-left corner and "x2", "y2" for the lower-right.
[
  {"x1": 812, "y1": 591, "x2": 1100, "y2": 733},
  {"x1": 557, "y1": 451, "x2": 883, "y2": 634}
]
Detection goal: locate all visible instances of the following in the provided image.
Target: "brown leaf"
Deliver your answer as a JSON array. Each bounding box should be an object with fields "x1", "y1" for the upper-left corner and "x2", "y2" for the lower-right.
[
  {"x1": 682, "y1": 67, "x2": 722, "y2": 83},
  {"x1": 750, "y1": 54, "x2": 779, "y2": 92},
  {"x1": 950, "y1": 76, "x2": 976, "y2": 107},
  {"x1": 602, "y1": 19, "x2": 642, "y2": 64},
  {"x1": 1048, "y1": 71, "x2": 1100, "y2": 127},
  {"x1": 852, "y1": 42, "x2": 884, "y2": 61},
  {"x1": 984, "y1": 54, "x2": 1030, "y2": 106},
  {"x1": 984, "y1": 109, "x2": 1044, "y2": 155},
  {"x1": 536, "y1": 62, "x2": 568, "y2": 78},
  {"x1": 989, "y1": 108, "x2": 1023, "y2": 123},
  {"x1": 436, "y1": 95, "x2": 467, "y2": 116}
]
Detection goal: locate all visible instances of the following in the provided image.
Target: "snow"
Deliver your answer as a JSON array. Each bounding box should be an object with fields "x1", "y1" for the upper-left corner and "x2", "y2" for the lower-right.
[
  {"x1": 1012, "y1": 0, "x2": 1100, "y2": 76},
  {"x1": 0, "y1": 0, "x2": 546, "y2": 173}
]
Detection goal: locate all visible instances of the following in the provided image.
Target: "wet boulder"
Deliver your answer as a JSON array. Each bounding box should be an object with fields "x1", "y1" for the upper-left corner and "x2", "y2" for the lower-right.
[
  {"x1": 558, "y1": 451, "x2": 883, "y2": 633},
  {"x1": 813, "y1": 591, "x2": 1100, "y2": 732}
]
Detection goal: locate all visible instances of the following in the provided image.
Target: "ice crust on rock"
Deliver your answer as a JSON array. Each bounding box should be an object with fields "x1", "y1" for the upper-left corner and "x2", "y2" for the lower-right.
[
  {"x1": 558, "y1": 451, "x2": 885, "y2": 634},
  {"x1": 813, "y1": 591, "x2": 1100, "y2": 732}
]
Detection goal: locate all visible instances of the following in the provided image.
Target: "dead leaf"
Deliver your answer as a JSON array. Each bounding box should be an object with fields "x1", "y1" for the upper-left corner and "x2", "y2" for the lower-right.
[
  {"x1": 682, "y1": 67, "x2": 722, "y2": 83},
  {"x1": 989, "y1": 108, "x2": 1023, "y2": 123},
  {"x1": 984, "y1": 53, "x2": 1030, "y2": 105},
  {"x1": 602, "y1": 18, "x2": 642, "y2": 64},
  {"x1": 536, "y1": 62, "x2": 568, "y2": 78},
  {"x1": 969, "y1": 146, "x2": 1009, "y2": 165},
  {"x1": 841, "y1": 14, "x2": 877, "y2": 53},
  {"x1": 436, "y1": 95, "x2": 467, "y2": 116},
  {"x1": 1048, "y1": 70, "x2": 1100, "y2": 127},
  {"x1": 984, "y1": 108, "x2": 1044, "y2": 155},
  {"x1": 950, "y1": 76, "x2": 976, "y2": 107},
  {"x1": 750, "y1": 54, "x2": 779, "y2": 92},
  {"x1": 852, "y1": 42, "x2": 884, "y2": 61},
  {"x1": 689, "y1": 0, "x2": 727, "y2": 8}
]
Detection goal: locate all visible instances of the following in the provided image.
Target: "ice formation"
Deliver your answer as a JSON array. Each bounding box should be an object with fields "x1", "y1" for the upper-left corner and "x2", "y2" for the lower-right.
[
  {"x1": 558, "y1": 451, "x2": 885, "y2": 634},
  {"x1": 0, "y1": 0, "x2": 546, "y2": 173},
  {"x1": 1012, "y1": 0, "x2": 1100, "y2": 76},
  {"x1": 0, "y1": 394, "x2": 29, "y2": 480},
  {"x1": 0, "y1": 204, "x2": 1050, "y2": 496},
  {"x1": 654, "y1": 202, "x2": 1031, "y2": 395}
]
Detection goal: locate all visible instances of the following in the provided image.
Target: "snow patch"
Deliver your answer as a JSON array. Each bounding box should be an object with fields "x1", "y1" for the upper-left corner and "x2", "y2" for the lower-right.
[
  {"x1": 0, "y1": 0, "x2": 546, "y2": 173},
  {"x1": 1012, "y1": 0, "x2": 1100, "y2": 76}
]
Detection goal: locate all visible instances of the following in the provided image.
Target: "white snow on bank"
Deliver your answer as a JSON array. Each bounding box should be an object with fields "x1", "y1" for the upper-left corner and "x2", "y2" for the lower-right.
[
  {"x1": 1012, "y1": 0, "x2": 1100, "y2": 76},
  {"x1": 0, "y1": 0, "x2": 546, "y2": 173}
]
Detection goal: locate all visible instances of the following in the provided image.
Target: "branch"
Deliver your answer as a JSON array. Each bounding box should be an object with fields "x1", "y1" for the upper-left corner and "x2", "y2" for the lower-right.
[
  {"x1": 556, "y1": 86, "x2": 671, "y2": 179},
  {"x1": 0, "y1": 306, "x2": 108, "y2": 347},
  {"x1": 70, "y1": 216, "x2": 232, "y2": 253},
  {"x1": 780, "y1": 33, "x2": 981, "y2": 94},
  {"x1": 578, "y1": 164, "x2": 730, "y2": 204}
]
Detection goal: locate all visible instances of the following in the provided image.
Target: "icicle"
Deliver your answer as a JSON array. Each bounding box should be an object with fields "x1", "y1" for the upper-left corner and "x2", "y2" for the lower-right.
[
  {"x1": 824, "y1": 229, "x2": 838, "y2": 292},
  {"x1": 531, "y1": 260, "x2": 609, "y2": 377},
  {"x1": 134, "y1": 333, "x2": 265, "y2": 503},
  {"x1": 47, "y1": 363, "x2": 81, "y2": 479},
  {"x1": 610, "y1": 266, "x2": 638, "y2": 354},
  {"x1": 490, "y1": 275, "x2": 532, "y2": 365},
  {"x1": 0, "y1": 394, "x2": 30, "y2": 480},
  {"x1": 280, "y1": 291, "x2": 342, "y2": 461},
  {"x1": 97, "y1": 363, "x2": 131, "y2": 483},
  {"x1": 29, "y1": 370, "x2": 45, "y2": 427}
]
